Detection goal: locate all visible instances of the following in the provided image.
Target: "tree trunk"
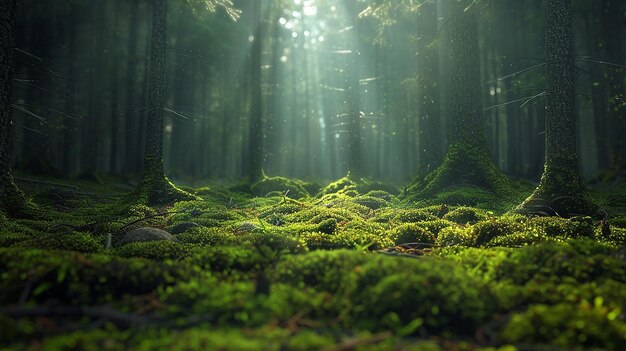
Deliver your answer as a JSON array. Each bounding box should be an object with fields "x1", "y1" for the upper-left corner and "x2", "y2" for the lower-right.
[
  {"x1": 602, "y1": 0, "x2": 626, "y2": 177},
  {"x1": 246, "y1": 0, "x2": 263, "y2": 181},
  {"x1": 407, "y1": 0, "x2": 508, "y2": 196},
  {"x1": 416, "y1": 1, "x2": 441, "y2": 175},
  {"x1": 133, "y1": 0, "x2": 194, "y2": 205},
  {"x1": 516, "y1": 0, "x2": 599, "y2": 218},
  {"x1": 0, "y1": 0, "x2": 32, "y2": 217}
]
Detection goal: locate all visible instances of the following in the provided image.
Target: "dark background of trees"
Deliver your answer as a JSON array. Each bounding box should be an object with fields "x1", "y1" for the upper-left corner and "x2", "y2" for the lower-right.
[{"x1": 9, "y1": 0, "x2": 625, "y2": 184}]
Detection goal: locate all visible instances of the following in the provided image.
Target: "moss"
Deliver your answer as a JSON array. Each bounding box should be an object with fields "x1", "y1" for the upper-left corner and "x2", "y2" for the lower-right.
[
  {"x1": 176, "y1": 227, "x2": 235, "y2": 246},
  {"x1": 299, "y1": 231, "x2": 355, "y2": 250},
  {"x1": 436, "y1": 226, "x2": 476, "y2": 247},
  {"x1": 394, "y1": 209, "x2": 439, "y2": 223},
  {"x1": 525, "y1": 216, "x2": 595, "y2": 240},
  {"x1": 0, "y1": 174, "x2": 39, "y2": 219},
  {"x1": 0, "y1": 232, "x2": 31, "y2": 247},
  {"x1": 471, "y1": 219, "x2": 524, "y2": 245},
  {"x1": 404, "y1": 144, "x2": 512, "y2": 198},
  {"x1": 111, "y1": 241, "x2": 196, "y2": 260},
  {"x1": 12, "y1": 232, "x2": 102, "y2": 253},
  {"x1": 320, "y1": 175, "x2": 398, "y2": 196},
  {"x1": 442, "y1": 206, "x2": 486, "y2": 224},
  {"x1": 392, "y1": 223, "x2": 436, "y2": 245},
  {"x1": 183, "y1": 246, "x2": 267, "y2": 273},
  {"x1": 501, "y1": 302, "x2": 626, "y2": 349},
  {"x1": 414, "y1": 219, "x2": 455, "y2": 235},
  {"x1": 130, "y1": 171, "x2": 198, "y2": 206},
  {"x1": 352, "y1": 195, "x2": 390, "y2": 209},
  {"x1": 250, "y1": 176, "x2": 310, "y2": 199},
  {"x1": 0, "y1": 248, "x2": 194, "y2": 305},
  {"x1": 275, "y1": 250, "x2": 490, "y2": 333}
]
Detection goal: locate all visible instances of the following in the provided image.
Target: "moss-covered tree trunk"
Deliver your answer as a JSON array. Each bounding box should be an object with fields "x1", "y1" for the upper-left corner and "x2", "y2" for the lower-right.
[
  {"x1": 416, "y1": 1, "x2": 441, "y2": 174},
  {"x1": 408, "y1": 0, "x2": 508, "y2": 196},
  {"x1": 133, "y1": 0, "x2": 194, "y2": 205},
  {"x1": 0, "y1": 0, "x2": 33, "y2": 217},
  {"x1": 516, "y1": 0, "x2": 599, "y2": 218}
]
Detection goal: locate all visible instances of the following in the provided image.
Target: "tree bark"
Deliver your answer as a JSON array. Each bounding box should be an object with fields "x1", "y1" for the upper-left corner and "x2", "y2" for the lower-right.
[
  {"x1": 0, "y1": 0, "x2": 32, "y2": 217},
  {"x1": 406, "y1": 0, "x2": 508, "y2": 196},
  {"x1": 416, "y1": 1, "x2": 441, "y2": 175},
  {"x1": 133, "y1": 0, "x2": 194, "y2": 205},
  {"x1": 516, "y1": 0, "x2": 599, "y2": 218}
]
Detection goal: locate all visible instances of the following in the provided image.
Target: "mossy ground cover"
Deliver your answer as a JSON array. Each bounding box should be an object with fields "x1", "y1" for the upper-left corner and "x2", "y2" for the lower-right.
[{"x1": 1, "y1": 176, "x2": 625, "y2": 350}]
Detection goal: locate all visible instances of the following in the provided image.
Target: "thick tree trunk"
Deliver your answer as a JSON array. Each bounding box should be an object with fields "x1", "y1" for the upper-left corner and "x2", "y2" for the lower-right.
[
  {"x1": 133, "y1": 0, "x2": 194, "y2": 205},
  {"x1": 407, "y1": 0, "x2": 508, "y2": 196},
  {"x1": 0, "y1": 0, "x2": 32, "y2": 217},
  {"x1": 602, "y1": 0, "x2": 626, "y2": 176},
  {"x1": 416, "y1": 1, "x2": 441, "y2": 175},
  {"x1": 516, "y1": 0, "x2": 599, "y2": 218}
]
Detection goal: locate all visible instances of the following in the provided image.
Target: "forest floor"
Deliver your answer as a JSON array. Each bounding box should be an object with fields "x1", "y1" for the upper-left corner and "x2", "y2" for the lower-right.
[{"x1": 1, "y1": 173, "x2": 625, "y2": 351}]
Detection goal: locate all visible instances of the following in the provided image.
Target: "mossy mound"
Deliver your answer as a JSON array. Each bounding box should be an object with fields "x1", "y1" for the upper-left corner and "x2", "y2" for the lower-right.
[
  {"x1": 250, "y1": 176, "x2": 311, "y2": 199},
  {"x1": 392, "y1": 223, "x2": 436, "y2": 245},
  {"x1": 319, "y1": 174, "x2": 398, "y2": 197},
  {"x1": 11, "y1": 232, "x2": 102, "y2": 253}
]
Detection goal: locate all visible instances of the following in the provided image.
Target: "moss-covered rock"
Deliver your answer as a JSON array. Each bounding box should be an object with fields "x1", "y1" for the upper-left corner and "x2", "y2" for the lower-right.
[{"x1": 116, "y1": 227, "x2": 177, "y2": 247}]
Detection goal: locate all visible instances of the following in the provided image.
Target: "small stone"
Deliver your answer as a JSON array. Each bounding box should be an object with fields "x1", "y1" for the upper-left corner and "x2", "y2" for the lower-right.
[{"x1": 116, "y1": 227, "x2": 178, "y2": 247}]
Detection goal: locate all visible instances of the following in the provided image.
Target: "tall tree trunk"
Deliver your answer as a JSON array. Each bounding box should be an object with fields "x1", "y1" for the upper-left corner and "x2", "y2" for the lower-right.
[
  {"x1": 0, "y1": 0, "x2": 32, "y2": 217},
  {"x1": 602, "y1": 0, "x2": 626, "y2": 177},
  {"x1": 416, "y1": 1, "x2": 441, "y2": 175},
  {"x1": 246, "y1": 0, "x2": 263, "y2": 181},
  {"x1": 406, "y1": 0, "x2": 508, "y2": 196},
  {"x1": 517, "y1": 0, "x2": 599, "y2": 218},
  {"x1": 133, "y1": 0, "x2": 193, "y2": 205},
  {"x1": 124, "y1": 0, "x2": 142, "y2": 175}
]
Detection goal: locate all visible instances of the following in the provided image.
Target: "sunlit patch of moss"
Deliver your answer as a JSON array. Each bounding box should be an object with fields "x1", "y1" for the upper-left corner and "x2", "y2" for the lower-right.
[
  {"x1": 11, "y1": 232, "x2": 102, "y2": 253},
  {"x1": 435, "y1": 226, "x2": 476, "y2": 247},
  {"x1": 471, "y1": 218, "x2": 524, "y2": 245},
  {"x1": 111, "y1": 241, "x2": 196, "y2": 260},
  {"x1": 168, "y1": 200, "x2": 246, "y2": 228},
  {"x1": 392, "y1": 223, "x2": 436, "y2": 245},
  {"x1": 363, "y1": 190, "x2": 396, "y2": 202},
  {"x1": 352, "y1": 195, "x2": 390, "y2": 210},
  {"x1": 250, "y1": 176, "x2": 310, "y2": 199},
  {"x1": 524, "y1": 216, "x2": 595, "y2": 240},
  {"x1": 442, "y1": 206, "x2": 487, "y2": 224},
  {"x1": 414, "y1": 219, "x2": 455, "y2": 235},
  {"x1": 299, "y1": 231, "x2": 355, "y2": 250},
  {"x1": 393, "y1": 209, "x2": 439, "y2": 223},
  {"x1": 320, "y1": 174, "x2": 399, "y2": 197},
  {"x1": 284, "y1": 205, "x2": 352, "y2": 223}
]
